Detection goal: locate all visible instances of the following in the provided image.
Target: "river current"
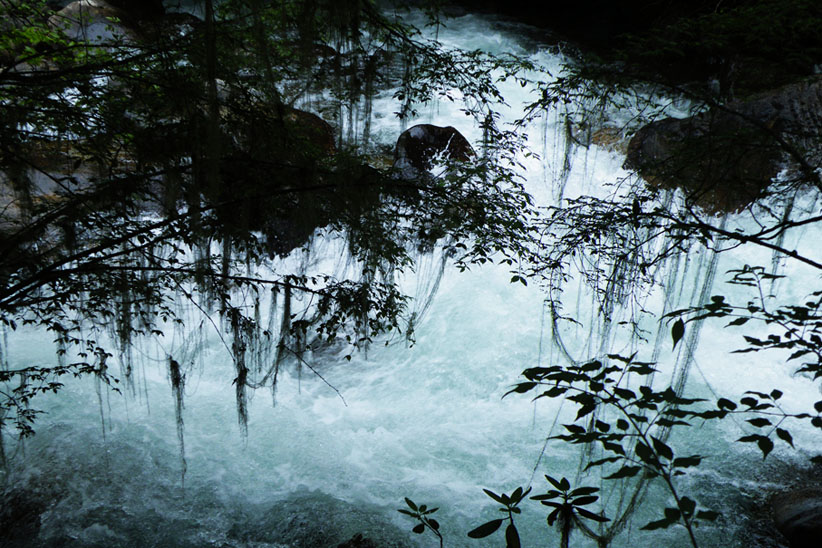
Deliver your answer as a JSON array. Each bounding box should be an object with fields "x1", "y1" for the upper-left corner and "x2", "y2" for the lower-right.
[{"x1": 1, "y1": 9, "x2": 819, "y2": 548}]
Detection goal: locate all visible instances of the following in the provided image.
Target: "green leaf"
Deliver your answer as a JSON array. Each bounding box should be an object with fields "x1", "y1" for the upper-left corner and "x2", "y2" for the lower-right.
[
  {"x1": 505, "y1": 522, "x2": 520, "y2": 548},
  {"x1": 584, "y1": 456, "x2": 622, "y2": 470},
  {"x1": 576, "y1": 507, "x2": 609, "y2": 522},
  {"x1": 572, "y1": 495, "x2": 599, "y2": 506},
  {"x1": 776, "y1": 428, "x2": 794, "y2": 448},
  {"x1": 604, "y1": 465, "x2": 641, "y2": 479},
  {"x1": 758, "y1": 437, "x2": 774, "y2": 459},
  {"x1": 543, "y1": 386, "x2": 567, "y2": 398},
  {"x1": 671, "y1": 318, "x2": 685, "y2": 349},
  {"x1": 641, "y1": 517, "x2": 677, "y2": 530},
  {"x1": 696, "y1": 510, "x2": 720, "y2": 521},
  {"x1": 576, "y1": 403, "x2": 596, "y2": 420},
  {"x1": 483, "y1": 489, "x2": 505, "y2": 505},
  {"x1": 539, "y1": 501, "x2": 562, "y2": 509},
  {"x1": 405, "y1": 498, "x2": 418, "y2": 511},
  {"x1": 672, "y1": 455, "x2": 702, "y2": 468},
  {"x1": 510, "y1": 275, "x2": 527, "y2": 286},
  {"x1": 569, "y1": 486, "x2": 599, "y2": 497},
  {"x1": 678, "y1": 497, "x2": 696, "y2": 515},
  {"x1": 746, "y1": 417, "x2": 772, "y2": 427},
  {"x1": 635, "y1": 441, "x2": 656, "y2": 465},
  {"x1": 717, "y1": 398, "x2": 737, "y2": 410},
  {"x1": 531, "y1": 491, "x2": 561, "y2": 501},
  {"x1": 428, "y1": 519, "x2": 440, "y2": 530},
  {"x1": 602, "y1": 441, "x2": 625, "y2": 456},
  {"x1": 398, "y1": 509, "x2": 416, "y2": 517},
  {"x1": 467, "y1": 518, "x2": 504, "y2": 538},
  {"x1": 614, "y1": 387, "x2": 636, "y2": 400},
  {"x1": 412, "y1": 523, "x2": 425, "y2": 534},
  {"x1": 664, "y1": 507, "x2": 682, "y2": 520},
  {"x1": 740, "y1": 397, "x2": 758, "y2": 408},
  {"x1": 629, "y1": 364, "x2": 658, "y2": 375},
  {"x1": 544, "y1": 475, "x2": 564, "y2": 491},
  {"x1": 558, "y1": 477, "x2": 570, "y2": 491},
  {"x1": 503, "y1": 382, "x2": 537, "y2": 397},
  {"x1": 564, "y1": 424, "x2": 586, "y2": 434},
  {"x1": 651, "y1": 436, "x2": 673, "y2": 461}
]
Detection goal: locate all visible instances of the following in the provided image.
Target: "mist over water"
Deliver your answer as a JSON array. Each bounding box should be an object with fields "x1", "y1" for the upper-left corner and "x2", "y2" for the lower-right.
[{"x1": 1, "y1": 10, "x2": 819, "y2": 548}]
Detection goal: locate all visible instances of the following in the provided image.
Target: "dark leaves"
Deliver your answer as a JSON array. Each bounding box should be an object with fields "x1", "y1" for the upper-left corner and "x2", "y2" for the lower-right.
[
  {"x1": 651, "y1": 436, "x2": 673, "y2": 461},
  {"x1": 502, "y1": 382, "x2": 537, "y2": 397},
  {"x1": 717, "y1": 397, "x2": 737, "y2": 410},
  {"x1": 671, "y1": 318, "x2": 685, "y2": 349},
  {"x1": 505, "y1": 523, "x2": 520, "y2": 548},
  {"x1": 576, "y1": 507, "x2": 610, "y2": 522},
  {"x1": 604, "y1": 465, "x2": 641, "y2": 479},
  {"x1": 776, "y1": 428, "x2": 794, "y2": 448},
  {"x1": 739, "y1": 434, "x2": 774, "y2": 458},
  {"x1": 467, "y1": 518, "x2": 504, "y2": 539}
]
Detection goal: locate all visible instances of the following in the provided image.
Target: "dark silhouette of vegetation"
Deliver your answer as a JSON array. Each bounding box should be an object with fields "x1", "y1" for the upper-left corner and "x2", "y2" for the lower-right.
[
  {"x1": 0, "y1": 0, "x2": 534, "y2": 443},
  {"x1": 3, "y1": 1, "x2": 822, "y2": 547}
]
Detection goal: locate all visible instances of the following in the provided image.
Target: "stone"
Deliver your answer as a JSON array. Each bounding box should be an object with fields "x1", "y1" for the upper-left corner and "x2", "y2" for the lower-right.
[
  {"x1": 393, "y1": 124, "x2": 474, "y2": 178},
  {"x1": 231, "y1": 489, "x2": 413, "y2": 547},
  {"x1": 625, "y1": 77, "x2": 822, "y2": 213},
  {"x1": 0, "y1": 488, "x2": 48, "y2": 546},
  {"x1": 338, "y1": 533, "x2": 380, "y2": 548},
  {"x1": 771, "y1": 488, "x2": 822, "y2": 548},
  {"x1": 210, "y1": 103, "x2": 339, "y2": 255},
  {"x1": 590, "y1": 126, "x2": 629, "y2": 153}
]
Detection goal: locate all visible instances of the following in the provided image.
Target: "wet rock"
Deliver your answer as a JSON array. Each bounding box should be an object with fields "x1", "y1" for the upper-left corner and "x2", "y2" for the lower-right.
[
  {"x1": 625, "y1": 77, "x2": 822, "y2": 213},
  {"x1": 338, "y1": 533, "x2": 380, "y2": 548},
  {"x1": 205, "y1": 101, "x2": 340, "y2": 255},
  {"x1": 771, "y1": 488, "x2": 822, "y2": 548},
  {"x1": 393, "y1": 124, "x2": 474, "y2": 178},
  {"x1": 282, "y1": 107, "x2": 338, "y2": 157},
  {"x1": 590, "y1": 126, "x2": 629, "y2": 153},
  {"x1": 231, "y1": 489, "x2": 413, "y2": 548},
  {"x1": 0, "y1": 488, "x2": 49, "y2": 546}
]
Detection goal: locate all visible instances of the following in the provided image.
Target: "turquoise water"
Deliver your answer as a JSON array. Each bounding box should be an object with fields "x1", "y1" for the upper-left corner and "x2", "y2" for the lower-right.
[{"x1": 2, "y1": 10, "x2": 818, "y2": 548}]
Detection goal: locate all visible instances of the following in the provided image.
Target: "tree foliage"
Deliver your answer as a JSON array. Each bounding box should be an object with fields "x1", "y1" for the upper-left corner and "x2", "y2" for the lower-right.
[{"x1": 0, "y1": 0, "x2": 534, "y2": 438}]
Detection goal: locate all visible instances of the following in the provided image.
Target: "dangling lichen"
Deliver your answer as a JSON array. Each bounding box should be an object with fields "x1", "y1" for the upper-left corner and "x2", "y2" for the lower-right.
[
  {"x1": 93, "y1": 348, "x2": 109, "y2": 440},
  {"x1": 229, "y1": 308, "x2": 249, "y2": 436},
  {"x1": 167, "y1": 357, "x2": 187, "y2": 488}
]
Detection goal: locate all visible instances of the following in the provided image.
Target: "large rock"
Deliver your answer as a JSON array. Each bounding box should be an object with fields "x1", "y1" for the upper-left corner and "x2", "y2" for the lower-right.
[
  {"x1": 625, "y1": 77, "x2": 822, "y2": 213},
  {"x1": 771, "y1": 488, "x2": 822, "y2": 548},
  {"x1": 230, "y1": 489, "x2": 413, "y2": 548},
  {"x1": 0, "y1": 488, "x2": 52, "y2": 547},
  {"x1": 209, "y1": 103, "x2": 341, "y2": 255},
  {"x1": 393, "y1": 124, "x2": 474, "y2": 178}
]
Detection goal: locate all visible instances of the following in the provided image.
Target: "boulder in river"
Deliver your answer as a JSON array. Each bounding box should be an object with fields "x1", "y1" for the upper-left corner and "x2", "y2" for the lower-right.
[
  {"x1": 625, "y1": 77, "x2": 822, "y2": 213},
  {"x1": 393, "y1": 124, "x2": 474, "y2": 178},
  {"x1": 771, "y1": 487, "x2": 822, "y2": 548}
]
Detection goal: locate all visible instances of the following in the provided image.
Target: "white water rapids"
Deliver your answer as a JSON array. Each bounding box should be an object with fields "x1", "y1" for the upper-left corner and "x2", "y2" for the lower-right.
[{"x1": 2, "y1": 10, "x2": 820, "y2": 548}]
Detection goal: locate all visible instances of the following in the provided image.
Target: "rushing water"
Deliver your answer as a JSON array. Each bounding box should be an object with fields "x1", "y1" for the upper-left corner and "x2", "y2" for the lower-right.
[{"x1": 2, "y1": 10, "x2": 819, "y2": 548}]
